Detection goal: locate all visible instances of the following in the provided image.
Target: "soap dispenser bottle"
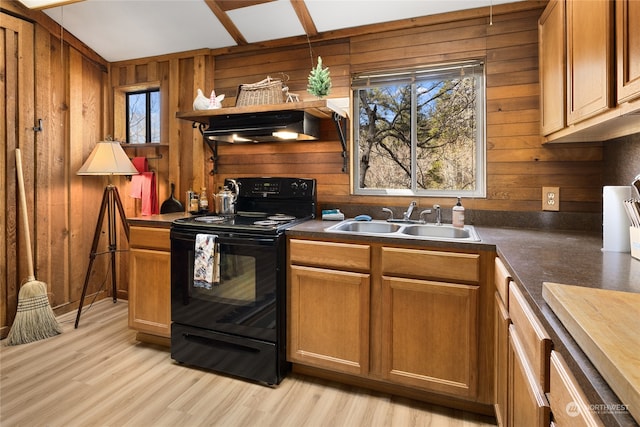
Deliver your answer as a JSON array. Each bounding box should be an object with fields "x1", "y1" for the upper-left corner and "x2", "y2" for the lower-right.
[{"x1": 452, "y1": 197, "x2": 465, "y2": 228}]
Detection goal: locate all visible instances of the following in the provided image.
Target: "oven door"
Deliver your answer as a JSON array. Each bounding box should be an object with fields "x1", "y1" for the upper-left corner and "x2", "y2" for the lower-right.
[{"x1": 170, "y1": 227, "x2": 284, "y2": 343}]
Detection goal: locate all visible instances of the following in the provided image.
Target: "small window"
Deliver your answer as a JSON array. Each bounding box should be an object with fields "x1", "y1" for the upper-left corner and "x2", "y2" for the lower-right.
[
  {"x1": 352, "y1": 61, "x2": 485, "y2": 197},
  {"x1": 126, "y1": 89, "x2": 160, "y2": 144}
]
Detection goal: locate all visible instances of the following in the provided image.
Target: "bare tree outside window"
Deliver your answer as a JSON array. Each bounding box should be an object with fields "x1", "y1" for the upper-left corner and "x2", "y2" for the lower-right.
[
  {"x1": 353, "y1": 62, "x2": 485, "y2": 197},
  {"x1": 127, "y1": 89, "x2": 160, "y2": 144}
]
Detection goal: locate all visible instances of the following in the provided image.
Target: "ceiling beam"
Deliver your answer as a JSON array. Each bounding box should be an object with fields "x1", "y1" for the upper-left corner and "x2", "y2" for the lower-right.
[
  {"x1": 215, "y1": 0, "x2": 273, "y2": 12},
  {"x1": 204, "y1": 0, "x2": 248, "y2": 46},
  {"x1": 290, "y1": 0, "x2": 317, "y2": 37}
]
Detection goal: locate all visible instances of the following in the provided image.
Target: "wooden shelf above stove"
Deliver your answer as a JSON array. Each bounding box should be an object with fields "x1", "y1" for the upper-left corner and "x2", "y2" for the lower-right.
[{"x1": 176, "y1": 98, "x2": 349, "y2": 125}]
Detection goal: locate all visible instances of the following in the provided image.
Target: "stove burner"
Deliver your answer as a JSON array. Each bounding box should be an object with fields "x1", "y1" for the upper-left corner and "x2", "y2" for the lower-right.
[
  {"x1": 254, "y1": 220, "x2": 280, "y2": 226},
  {"x1": 194, "y1": 216, "x2": 226, "y2": 223},
  {"x1": 268, "y1": 214, "x2": 296, "y2": 221}
]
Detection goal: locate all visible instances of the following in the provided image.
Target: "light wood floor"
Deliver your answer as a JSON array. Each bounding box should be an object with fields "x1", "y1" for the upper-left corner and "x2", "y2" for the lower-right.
[{"x1": 1, "y1": 299, "x2": 497, "y2": 427}]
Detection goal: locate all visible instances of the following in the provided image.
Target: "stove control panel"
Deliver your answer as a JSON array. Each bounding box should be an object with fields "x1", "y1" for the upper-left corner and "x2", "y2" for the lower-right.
[{"x1": 231, "y1": 177, "x2": 316, "y2": 200}]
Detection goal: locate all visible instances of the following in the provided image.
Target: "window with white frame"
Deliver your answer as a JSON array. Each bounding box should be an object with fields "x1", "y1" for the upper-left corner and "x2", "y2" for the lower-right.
[{"x1": 352, "y1": 61, "x2": 486, "y2": 197}]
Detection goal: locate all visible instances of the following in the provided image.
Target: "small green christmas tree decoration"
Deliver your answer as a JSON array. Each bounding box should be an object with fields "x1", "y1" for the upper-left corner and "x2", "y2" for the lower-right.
[{"x1": 307, "y1": 56, "x2": 331, "y2": 98}]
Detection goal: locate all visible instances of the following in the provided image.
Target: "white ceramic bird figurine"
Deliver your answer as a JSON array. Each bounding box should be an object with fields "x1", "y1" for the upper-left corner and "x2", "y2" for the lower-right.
[
  {"x1": 193, "y1": 89, "x2": 210, "y2": 111},
  {"x1": 208, "y1": 90, "x2": 225, "y2": 109}
]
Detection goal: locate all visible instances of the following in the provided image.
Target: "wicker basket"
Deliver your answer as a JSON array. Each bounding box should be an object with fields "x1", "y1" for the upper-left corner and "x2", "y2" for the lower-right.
[{"x1": 235, "y1": 76, "x2": 284, "y2": 106}]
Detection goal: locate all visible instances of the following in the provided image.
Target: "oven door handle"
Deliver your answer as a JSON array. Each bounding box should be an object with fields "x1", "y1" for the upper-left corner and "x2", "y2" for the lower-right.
[
  {"x1": 217, "y1": 235, "x2": 277, "y2": 245},
  {"x1": 171, "y1": 230, "x2": 278, "y2": 246}
]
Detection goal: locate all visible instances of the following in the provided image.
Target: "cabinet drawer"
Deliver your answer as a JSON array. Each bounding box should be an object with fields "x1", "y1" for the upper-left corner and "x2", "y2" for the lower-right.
[
  {"x1": 289, "y1": 239, "x2": 370, "y2": 271},
  {"x1": 381, "y1": 247, "x2": 479, "y2": 283},
  {"x1": 495, "y1": 257, "x2": 512, "y2": 308},
  {"x1": 509, "y1": 282, "x2": 552, "y2": 392},
  {"x1": 549, "y1": 351, "x2": 604, "y2": 427},
  {"x1": 129, "y1": 226, "x2": 171, "y2": 251}
]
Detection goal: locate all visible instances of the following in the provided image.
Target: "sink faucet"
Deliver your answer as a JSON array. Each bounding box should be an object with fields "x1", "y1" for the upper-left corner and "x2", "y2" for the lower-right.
[
  {"x1": 382, "y1": 207, "x2": 394, "y2": 220},
  {"x1": 419, "y1": 209, "x2": 432, "y2": 223},
  {"x1": 403, "y1": 200, "x2": 417, "y2": 221},
  {"x1": 433, "y1": 204, "x2": 442, "y2": 226}
]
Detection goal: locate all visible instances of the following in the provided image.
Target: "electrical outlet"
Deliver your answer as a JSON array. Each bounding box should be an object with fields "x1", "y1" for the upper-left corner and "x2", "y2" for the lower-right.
[{"x1": 542, "y1": 186, "x2": 560, "y2": 211}]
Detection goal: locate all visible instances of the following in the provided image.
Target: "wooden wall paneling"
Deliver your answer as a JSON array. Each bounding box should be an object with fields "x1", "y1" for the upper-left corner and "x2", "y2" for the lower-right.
[
  {"x1": 155, "y1": 60, "x2": 173, "y2": 204},
  {"x1": 214, "y1": 40, "x2": 351, "y2": 103},
  {"x1": 34, "y1": 24, "x2": 54, "y2": 304},
  {"x1": 349, "y1": 18, "x2": 487, "y2": 73},
  {"x1": 177, "y1": 57, "x2": 198, "y2": 195},
  {"x1": 1, "y1": 13, "x2": 28, "y2": 336},
  {"x1": 168, "y1": 58, "x2": 182, "y2": 199},
  {"x1": 69, "y1": 47, "x2": 109, "y2": 303},
  {"x1": 212, "y1": 40, "x2": 351, "y2": 198},
  {"x1": 46, "y1": 31, "x2": 71, "y2": 307},
  {"x1": 0, "y1": 19, "x2": 7, "y2": 336},
  {"x1": 16, "y1": 14, "x2": 36, "y2": 299},
  {"x1": 192, "y1": 53, "x2": 207, "y2": 193},
  {"x1": 485, "y1": 8, "x2": 603, "y2": 214}
]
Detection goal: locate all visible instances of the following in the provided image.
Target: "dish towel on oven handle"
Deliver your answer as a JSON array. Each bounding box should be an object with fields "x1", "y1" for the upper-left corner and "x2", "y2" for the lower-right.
[{"x1": 194, "y1": 234, "x2": 220, "y2": 289}]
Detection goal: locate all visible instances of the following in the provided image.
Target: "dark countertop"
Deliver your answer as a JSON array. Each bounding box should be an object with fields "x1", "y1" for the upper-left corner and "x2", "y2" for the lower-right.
[
  {"x1": 288, "y1": 220, "x2": 640, "y2": 427},
  {"x1": 127, "y1": 212, "x2": 190, "y2": 228}
]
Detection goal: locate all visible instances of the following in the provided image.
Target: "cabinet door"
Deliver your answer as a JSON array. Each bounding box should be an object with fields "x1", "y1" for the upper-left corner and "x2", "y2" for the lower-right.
[
  {"x1": 509, "y1": 325, "x2": 551, "y2": 427},
  {"x1": 495, "y1": 293, "x2": 511, "y2": 427},
  {"x1": 380, "y1": 276, "x2": 478, "y2": 398},
  {"x1": 617, "y1": 0, "x2": 640, "y2": 103},
  {"x1": 539, "y1": 0, "x2": 566, "y2": 135},
  {"x1": 566, "y1": 0, "x2": 614, "y2": 124},
  {"x1": 288, "y1": 265, "x2": 370, "y2": 375},
  {"x1": 129, "y1": 248, "x2": 171, "y2": 337}
]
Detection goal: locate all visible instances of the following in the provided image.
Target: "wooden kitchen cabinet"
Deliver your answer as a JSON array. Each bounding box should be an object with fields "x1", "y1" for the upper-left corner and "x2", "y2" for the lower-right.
[
  {"x1": 503, "y1": 281, "x2": 552, "y2": 427},
  {"x1": 616, "y1": 0, "x2": 640, "y2": 103},
  {"x1": 288, "y1": 265, "x2": 370, "y2": 375},
  {"x1": 288, "y1": 237, "x2": 490, "y2": 405},
  {"x1": 494, "y1": 257, "x2": 513, "y2": 427},
  {"x1": 549, "y1": 350, "x2": 604, "y2": 427},
  {"x1": 566, "y1": 0, "x2": 614, "y2": 125},
  {"x1": 380, "y1": 247, "x2": 480, "y2": 398},
  {"x1": 508, "y1": 324, "x2": 551, "y2": 427},
  {"x1": 380, "y1": 276, "x2": 478, "y2": 397},
  {"x1": 539, "y1": 0, "x2": 640, "y2": 142},
  {"x1": 508, "y1": 282, "x2": 552, "y2": 391},
  {"x1": 539, "y1": 0, "x2": 566, "y2": 135},
  {"x1": 128, "y1": 226, "x2": 171, "y2": 343},
  {"x1": 287, "y1": 240, "x2": 371, "y2": 375}
]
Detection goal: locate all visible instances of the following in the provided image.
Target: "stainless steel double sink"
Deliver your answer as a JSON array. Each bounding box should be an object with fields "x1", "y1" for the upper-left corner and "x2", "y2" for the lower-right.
[{"x1": 324, "y1": 219, "x2": 481, "y2": 242}]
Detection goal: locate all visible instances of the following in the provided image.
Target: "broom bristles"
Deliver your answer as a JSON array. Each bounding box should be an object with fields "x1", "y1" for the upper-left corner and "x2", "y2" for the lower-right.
[{"x1": 6, "y1": 279, "x2": 62, "y2": 346}]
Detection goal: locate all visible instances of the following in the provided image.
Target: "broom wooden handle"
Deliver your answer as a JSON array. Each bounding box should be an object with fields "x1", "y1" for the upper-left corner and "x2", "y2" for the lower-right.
[{"x1": 15, "y1": 148, "x2": 36, "y2": 280}]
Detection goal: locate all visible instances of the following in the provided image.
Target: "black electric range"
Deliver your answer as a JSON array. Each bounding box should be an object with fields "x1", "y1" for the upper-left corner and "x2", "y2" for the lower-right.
[{"x1": 169, "y1": 177, "x2": 316, "y2": 385}]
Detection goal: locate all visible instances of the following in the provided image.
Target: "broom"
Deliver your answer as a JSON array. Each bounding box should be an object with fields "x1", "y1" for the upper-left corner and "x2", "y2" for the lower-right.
[{"x1": 6, "y1": 148, "x2": 62, "y2": 345}]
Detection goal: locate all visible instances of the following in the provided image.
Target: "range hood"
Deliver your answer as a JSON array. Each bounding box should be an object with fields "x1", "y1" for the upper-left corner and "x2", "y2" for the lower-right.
[{"x1": 203, "y1": 110, "x2": 319, "y2": 143}]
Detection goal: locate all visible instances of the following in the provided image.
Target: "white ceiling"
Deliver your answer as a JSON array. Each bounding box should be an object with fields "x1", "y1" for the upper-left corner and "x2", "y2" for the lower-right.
[{"x1": 41, "y1": 0, "x2": 522, "y2": 62}]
